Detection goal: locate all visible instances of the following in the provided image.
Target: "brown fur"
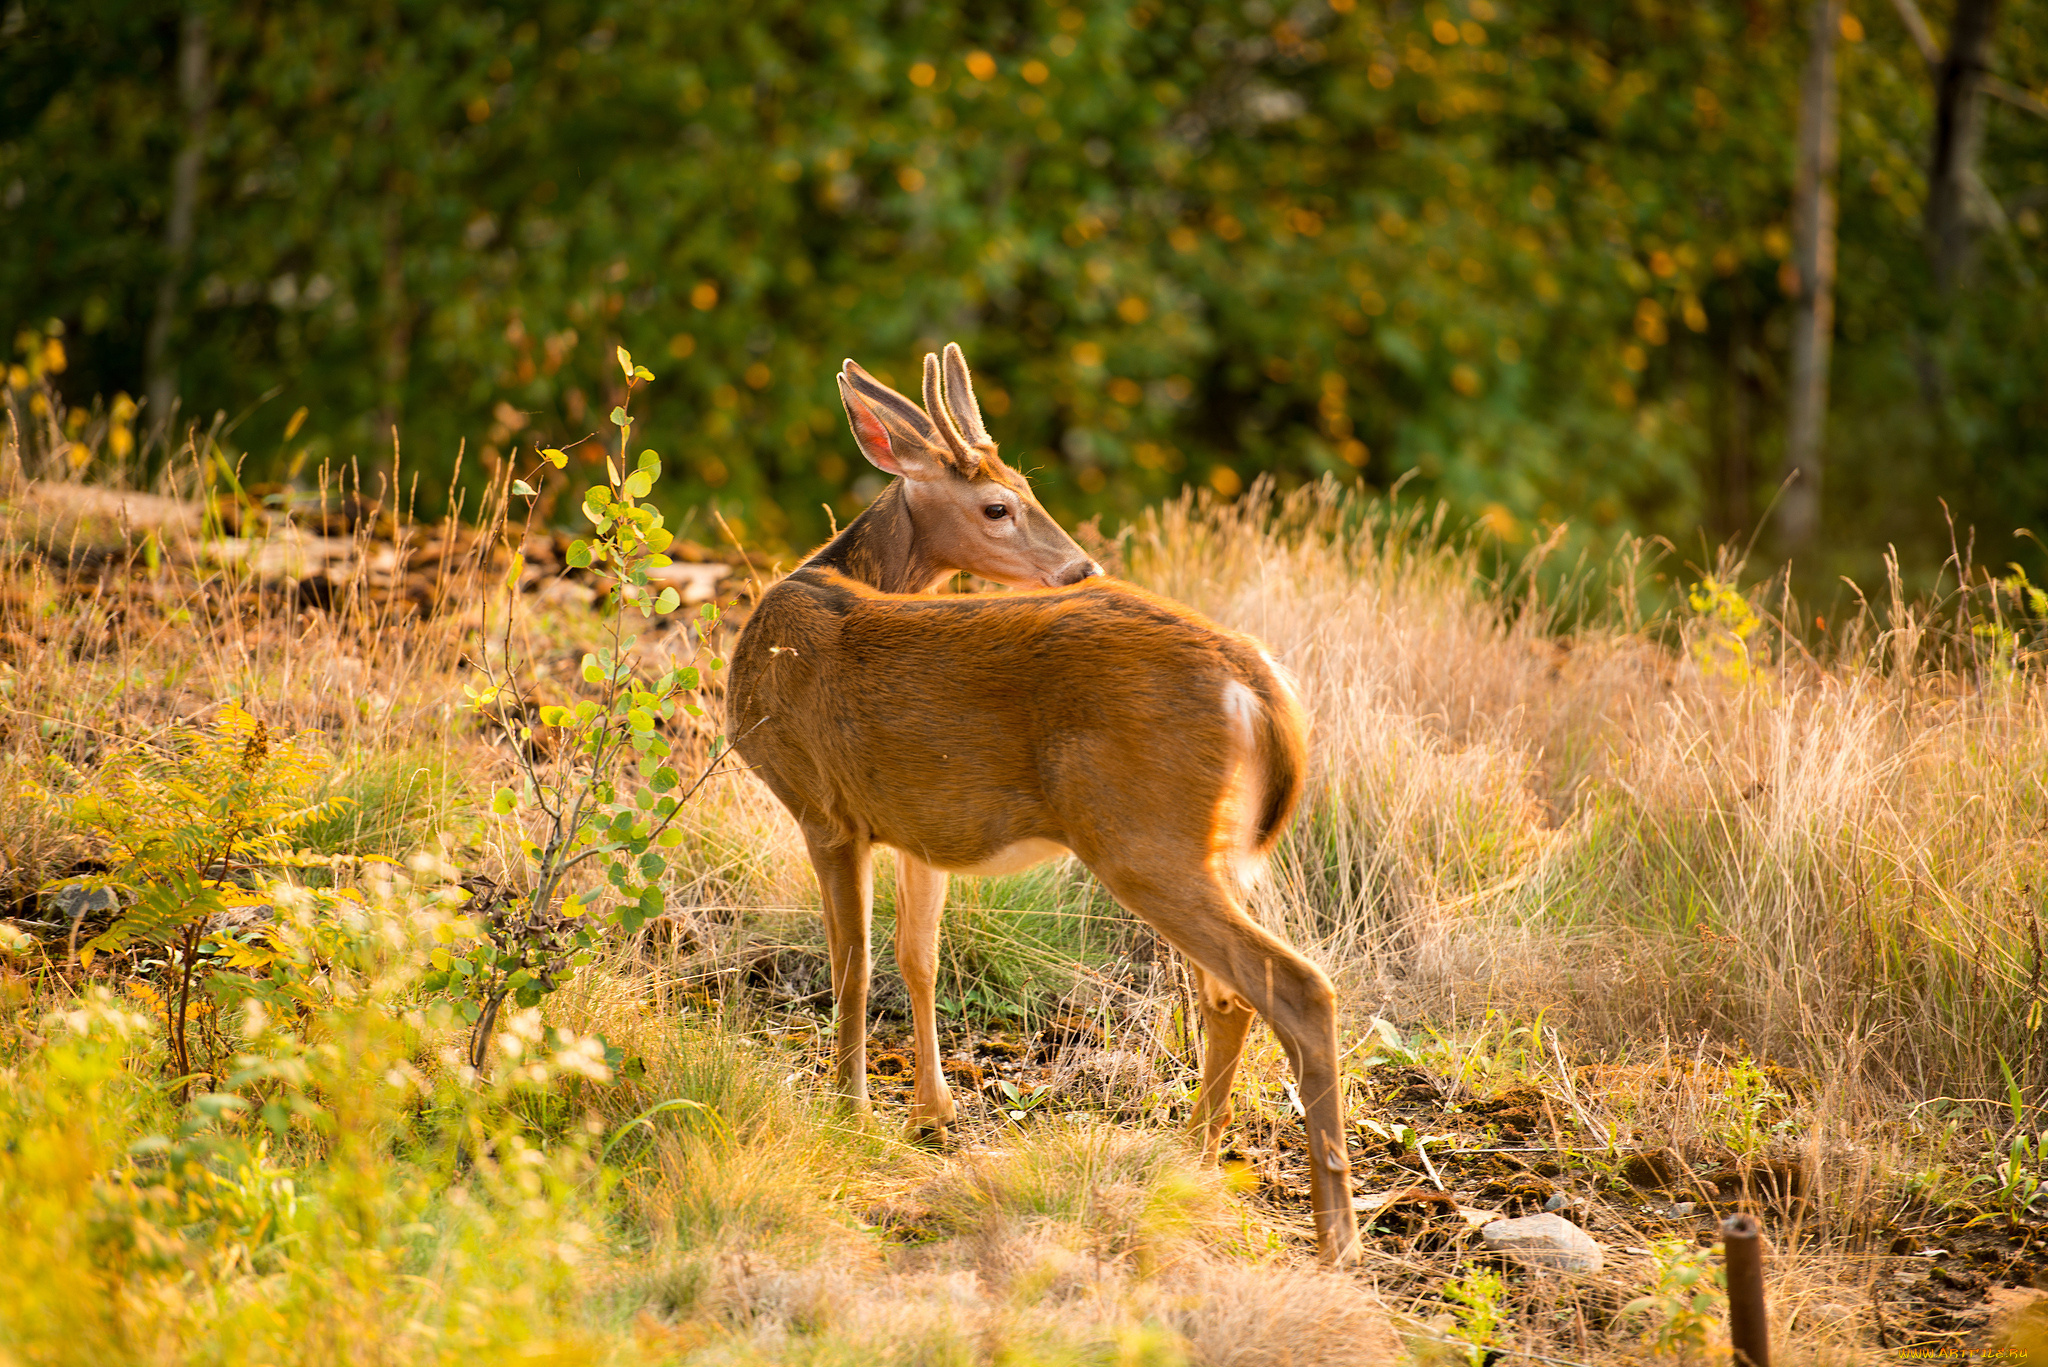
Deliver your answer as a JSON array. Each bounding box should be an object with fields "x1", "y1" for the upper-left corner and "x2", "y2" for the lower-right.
[{"x1": 725, "y1": 347, "x2": 1359, "y2": 1265}]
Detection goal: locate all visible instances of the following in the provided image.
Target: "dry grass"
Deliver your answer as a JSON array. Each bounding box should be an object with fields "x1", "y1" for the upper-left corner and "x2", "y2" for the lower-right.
[
  {"x1": 1128, "y1": 481, "x2": 2047, "y2": 1108},
  {"x1": 3, "y1": 397, "x2": 2045, "y2": 1366}
]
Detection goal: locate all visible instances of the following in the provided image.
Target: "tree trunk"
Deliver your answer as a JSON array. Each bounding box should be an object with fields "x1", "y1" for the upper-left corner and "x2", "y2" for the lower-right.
[
  {"x1": 1778, "y1": 0, "x2": 1842, "y2": 560},
  {"x1": 143, "y1": 11, "x2": 212, "y2": 441},
  {"x1": 375, "y1": 187, "x2": 412, "y2": 448},
  {"x1": 1925, "y1": 0, "x2": 2003, "y2": 292}
]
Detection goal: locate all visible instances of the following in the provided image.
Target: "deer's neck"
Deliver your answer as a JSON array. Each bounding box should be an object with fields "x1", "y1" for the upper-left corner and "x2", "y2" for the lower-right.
[{"x1": 801, "y1": 480, "x2": 947, "y2": 594}]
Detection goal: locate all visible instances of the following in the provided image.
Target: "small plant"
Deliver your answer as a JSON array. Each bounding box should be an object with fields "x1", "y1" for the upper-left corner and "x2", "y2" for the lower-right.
[
  {"x1": 996, "y1": 1078, "x2": 1052, "y2": 1123},
  {"x1": 1974, "y1": 1056, "x2": 2048, "y2": 1223},
  {"x1": 1711, "y1": 1055, "x2": 1792, "y2": 1159},
  {"x1": 1620, "y1": 1237, "x2": 1725, "y2": 1361},
  {"x1": 1442, "y1": 1262, "x2": 1507, "y2": 1365},
  {"x1": 1687, "y1": 576, "x2": 1763, "y2": 685},
  {"x1": 37, "y1": 702, "x2": 347, "y2": 1096},
  {"x1": 1971, "y1": 564, "x2": 2048, "y2": 682},
  {"x1": 444, "y1": 346, "x2": 730, "y2": 1071}
]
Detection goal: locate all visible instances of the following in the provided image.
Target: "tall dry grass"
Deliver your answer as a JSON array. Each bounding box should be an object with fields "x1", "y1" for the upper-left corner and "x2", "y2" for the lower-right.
[{"x1": 1127, "y1": 480, "x2": 2047, "y2": 1108}]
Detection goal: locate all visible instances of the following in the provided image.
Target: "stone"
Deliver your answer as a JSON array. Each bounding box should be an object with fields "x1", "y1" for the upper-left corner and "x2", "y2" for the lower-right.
[{"x1": 1478, "y1": 1212, "x2": 1604, "y2": 1273}]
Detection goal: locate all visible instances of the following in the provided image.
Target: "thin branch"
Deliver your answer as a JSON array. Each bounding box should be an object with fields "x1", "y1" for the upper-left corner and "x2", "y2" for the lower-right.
[
  {"x1": 1887, "y1": 0, "x2": 1942, "y2": 67},
  {"x1": 1984, "y1": 74, "x2": 2048, "y2": 120}
]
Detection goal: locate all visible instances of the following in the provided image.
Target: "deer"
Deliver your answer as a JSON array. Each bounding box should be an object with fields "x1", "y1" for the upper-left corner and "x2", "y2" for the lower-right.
[{"x1": 725, "y1": 344, "x2": 1360, "y2": 1265}]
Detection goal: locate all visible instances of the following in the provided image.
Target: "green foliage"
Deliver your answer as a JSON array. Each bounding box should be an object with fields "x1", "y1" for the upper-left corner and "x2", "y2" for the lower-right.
[
  {"x1": 1709, "y1": 1055, "x2": 1794, "y2": 1159},
  {"x1": 1442, "y1": 1262, "x2": 1508, "y2": 1366},
  {"x1": 441, "y1": 352, "x2": 726, "y2": 1071},
  {"x1": 34, "y1": 702, "x2": 350, "y2": 1092},
  {"x1": 0, "y1": 890, "x2": 619, "y2": 1365},
  {"x1": 7, "y1": 1, "x2": 2046, "y2": 584},
  {"x1": 1619, "y1": 1238, "x2": 1725, "y2": 1361}
]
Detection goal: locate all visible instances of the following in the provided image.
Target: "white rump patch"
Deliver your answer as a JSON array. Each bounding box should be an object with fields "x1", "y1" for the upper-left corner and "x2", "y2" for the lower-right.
[{"x1": 1219, "y1": 679, "x2": 1269, "y2": 891}]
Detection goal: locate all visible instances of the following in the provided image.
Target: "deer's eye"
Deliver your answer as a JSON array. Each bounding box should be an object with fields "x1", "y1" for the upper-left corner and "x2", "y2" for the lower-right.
[{"x1": 982, "y1": 503, "x2": 1009, "y2": 520}]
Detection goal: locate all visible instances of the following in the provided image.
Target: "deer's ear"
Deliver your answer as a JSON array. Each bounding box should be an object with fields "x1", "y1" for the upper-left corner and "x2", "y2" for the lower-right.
[
  {"x1": 838, "y1": 373, "x2": 904, "y2": 476},
  {"x1": 940, "y1": 342, "x2": 992, "y2": 449},
  {"x1": 840, "y1": 360, "x2": 949, "y2": 480}
]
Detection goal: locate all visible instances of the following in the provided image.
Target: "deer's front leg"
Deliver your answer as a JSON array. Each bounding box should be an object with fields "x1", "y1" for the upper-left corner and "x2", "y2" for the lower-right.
[
  {"x1": 805, "y1": 830, "x2": 874, "y2": 1114},
  {"x1": 894, "y1": 850, "x2": 956, "y2": 1136}
]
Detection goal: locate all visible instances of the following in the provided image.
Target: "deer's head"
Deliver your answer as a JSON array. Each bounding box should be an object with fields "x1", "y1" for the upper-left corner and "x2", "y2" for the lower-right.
[{"x1": 837, "y1": 344, "x2": 1101, "y2": 590}]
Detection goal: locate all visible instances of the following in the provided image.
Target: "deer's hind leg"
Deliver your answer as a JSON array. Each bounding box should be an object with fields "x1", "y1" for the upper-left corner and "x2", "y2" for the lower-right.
[
  {"x1": 894, "y1": 849, "x2": 957, "y2": 1136},
  {"x1": 1092, "y1": 861, "x2": 1360, "y2": 1265},
  {"x1": 804, "y1": 829, "x2": 875, "y2": 1116},
  {"x1": 1187, "y1": 963, "x2": 1255, "y2": 1165}
]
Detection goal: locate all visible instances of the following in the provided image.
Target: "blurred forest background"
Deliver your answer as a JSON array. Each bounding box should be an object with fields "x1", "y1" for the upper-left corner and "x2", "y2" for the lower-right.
[{"x1": 4, "y1": 0, "x2": 2046, "y2": 588}]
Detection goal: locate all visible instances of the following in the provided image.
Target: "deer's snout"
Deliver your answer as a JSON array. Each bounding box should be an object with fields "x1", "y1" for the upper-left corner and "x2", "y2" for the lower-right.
[{"x1": 1054, "y1": 559, "x2": 1104, "y2": 587}]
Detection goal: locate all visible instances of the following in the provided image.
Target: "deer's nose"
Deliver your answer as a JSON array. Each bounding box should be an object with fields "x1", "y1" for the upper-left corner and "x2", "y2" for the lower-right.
[{"x1": 1056, "y1": 559, "x2": 1104, "y2": 586}]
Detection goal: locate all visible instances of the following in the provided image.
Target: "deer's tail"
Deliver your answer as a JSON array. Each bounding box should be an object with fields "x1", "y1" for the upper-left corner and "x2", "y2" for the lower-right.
[{"x1": 1247, "y1": 656, "x2": 1310, "y2": 857}]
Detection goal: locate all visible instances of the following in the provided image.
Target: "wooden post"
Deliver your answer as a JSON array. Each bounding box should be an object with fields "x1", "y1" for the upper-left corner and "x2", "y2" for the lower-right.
[{"x1": 1722, "y1": 1213, "x2": 1771, "y2": 1367}]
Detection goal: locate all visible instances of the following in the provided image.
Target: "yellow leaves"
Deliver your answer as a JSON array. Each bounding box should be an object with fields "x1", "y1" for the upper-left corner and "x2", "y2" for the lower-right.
[
  {"x1": 1689, "y1": 578, "x2": 1764, "y2": 685},
  {"x1": 908, "y1": 61, "x2": 936, "y2": 88},
  {"x1": 965, "y1": 51, "x2": 997, "y2": 81},
  {"x1": 1070, "y1": 341, "x2": 1104, "y2": 368},
  {"x1": 689, "y1": 281, "x2": 719, "y2": 311},
  {"x1": 1021, "y1": 60, "x2": 1050, "y2": 85}
]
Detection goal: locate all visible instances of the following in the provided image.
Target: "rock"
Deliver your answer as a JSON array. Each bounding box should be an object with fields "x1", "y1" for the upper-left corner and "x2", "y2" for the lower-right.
[
  {"x1": 1479, "y1": 1212, "x2": 1604, "y2": 1273},
  {"x1": 50, "y1": 883, "x2": 121, "y2": 922}
]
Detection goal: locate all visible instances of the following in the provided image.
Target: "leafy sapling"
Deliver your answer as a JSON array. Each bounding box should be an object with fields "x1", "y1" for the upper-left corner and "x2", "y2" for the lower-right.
[{"x1": 444, "y1": 346, "x2": 733, "y2": 1071}]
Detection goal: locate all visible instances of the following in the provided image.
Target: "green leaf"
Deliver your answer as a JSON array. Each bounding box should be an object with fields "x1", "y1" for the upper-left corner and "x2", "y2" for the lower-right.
[
  {"x1": 512, "y1": 478, "x2": 538, "y2": 497},
  {"x1": 623, "y1": 470, "x2": 654, "y2": 499},
  {"x1": 581, "y1": 654, "x2": 604, "y2": 684},
  {"x1": 538, "y1": 705, "x2": 568, "y2": 727},
  {"x1": 658, "y1": 826, "x2": 685, "y2": 848},
  {"x1": 633, "y1": 365, "x2": 655, "y2": 382},
  {"x1": 639, "y1": 851, "x2": 667, "y2": 880},
  {"x1": 652, "y1": 765, "x2": 679, "y2": 792},
  {"x1": 610, "y1": 405, "x2": 630, "y2": 428},
  {"x1": 654, "y1": 587, "x2": 681, "y2": 615},
  {"x1": 638, "y1": 449, "x2": 660, "y2": 471},
  {"x1": 491, "y1": 787, "x2": 517, "y2": 815},
  {"x1": 566, "y1": 540, "x2": 593, "y2": 569}
]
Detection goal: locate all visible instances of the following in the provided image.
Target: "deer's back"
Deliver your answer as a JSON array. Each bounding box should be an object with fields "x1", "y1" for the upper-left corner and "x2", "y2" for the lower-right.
[{"x1": 727, "y1": 571, "x2": 1295, "y2": 866}]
